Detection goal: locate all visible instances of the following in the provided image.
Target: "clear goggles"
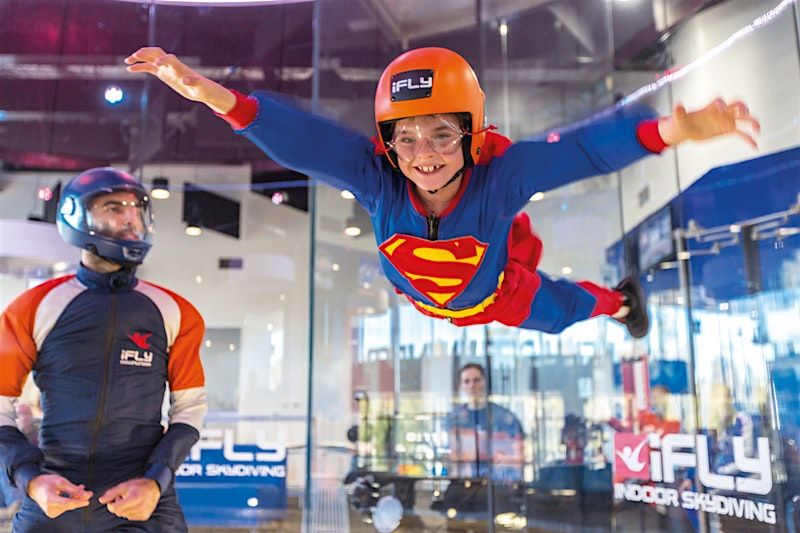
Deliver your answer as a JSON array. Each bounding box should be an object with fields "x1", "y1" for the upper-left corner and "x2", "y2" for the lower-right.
[
  {"x1": 80, "y1": 190, "x2": 153, "y2": 243},
  {"x1": 386, "y1": 115, "x2": 466, "y2": 163}
]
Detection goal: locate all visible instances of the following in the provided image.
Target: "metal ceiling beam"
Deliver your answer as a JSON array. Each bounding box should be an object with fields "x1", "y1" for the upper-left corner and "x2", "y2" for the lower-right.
[
  {"x1": 0, "y1": 58, "x2": 614, "y2": 85},
  {"x1": 357, "y1": 0, "x2": 406, "y2": 47},
  {"x1": 547, "y1": 3, "x2": 598, "y2": 56},
  {"x1": 389, "y1": 0, "x2": 556, "y2": 42},
  {"x1": 0, "y1": 55, "x2": 264, "y2": 82}
]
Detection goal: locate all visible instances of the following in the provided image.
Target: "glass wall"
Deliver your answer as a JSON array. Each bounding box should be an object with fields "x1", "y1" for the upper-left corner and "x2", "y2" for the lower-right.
[{"x1": 0, "y1": 1, "x2": 798, "y2": 532}]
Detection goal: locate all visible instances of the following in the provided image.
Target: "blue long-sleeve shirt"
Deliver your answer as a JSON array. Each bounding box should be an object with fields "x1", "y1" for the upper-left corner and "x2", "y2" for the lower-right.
[{"x1": 235, "y1": 92, "x2": 658, "y2": 314}]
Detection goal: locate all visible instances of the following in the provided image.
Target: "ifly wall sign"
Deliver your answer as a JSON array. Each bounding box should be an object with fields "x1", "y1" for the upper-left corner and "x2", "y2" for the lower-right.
[
  {"x1": 175, "y1": 428, "x2": 288, "y2": 526},
  {"x1": 613, "y1": 432, "x2": 775, "y2": 525}
]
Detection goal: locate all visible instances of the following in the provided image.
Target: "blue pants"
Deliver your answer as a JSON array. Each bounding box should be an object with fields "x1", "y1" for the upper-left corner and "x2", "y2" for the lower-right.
[
  {"x1": 12, "y1": 488, "x2": 187, "y2": 533},
  {"x1": 519, "y1": 273, "x2": 613, "y2": 334}
]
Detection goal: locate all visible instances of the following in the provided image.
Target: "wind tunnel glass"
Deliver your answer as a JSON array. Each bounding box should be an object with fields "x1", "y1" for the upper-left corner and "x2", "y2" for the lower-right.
[
  {"x1": 83, "y1": 191, "x2": 154, "y2": 243},
  {"x1": 387, "y1": 115, "x2": 465, "y2": 163}
]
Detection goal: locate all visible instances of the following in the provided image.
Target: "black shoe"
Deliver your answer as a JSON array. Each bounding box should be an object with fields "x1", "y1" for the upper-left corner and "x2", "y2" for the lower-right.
[{"x1": 614, "y1": 276, "x2": 649, "y2": 339}]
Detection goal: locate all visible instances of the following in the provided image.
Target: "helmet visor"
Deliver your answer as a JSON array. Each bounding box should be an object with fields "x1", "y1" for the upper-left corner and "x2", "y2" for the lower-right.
[
  {"x1": 386, "y1": 115, "x2": 464, "y2": 163},
  {"x1": 62, "y1": 188, "x2": 154, "y2": 244}
]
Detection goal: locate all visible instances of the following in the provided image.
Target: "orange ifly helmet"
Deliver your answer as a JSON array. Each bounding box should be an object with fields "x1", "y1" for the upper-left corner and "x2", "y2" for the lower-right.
[{"x1": 375, "y1": 47, "x2": 486, "y2": 167}]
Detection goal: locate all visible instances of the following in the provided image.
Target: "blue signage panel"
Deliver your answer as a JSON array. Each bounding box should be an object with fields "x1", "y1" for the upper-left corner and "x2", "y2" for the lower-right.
[{"x1": 175, "y1": 428, "x2": 288, "y2": 527}]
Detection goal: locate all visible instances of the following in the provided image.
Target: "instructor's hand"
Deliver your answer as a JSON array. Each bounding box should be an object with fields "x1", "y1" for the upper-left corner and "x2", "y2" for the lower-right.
[
  {"x1": 125, "y1": 47, "x2": 236, "y2": 114},
  {"x1": 99, "y1": 478, "x2": 160, "y2": 522},
  {"x1": 27, "y1": 474, "x2": 93, "y2": 518}
]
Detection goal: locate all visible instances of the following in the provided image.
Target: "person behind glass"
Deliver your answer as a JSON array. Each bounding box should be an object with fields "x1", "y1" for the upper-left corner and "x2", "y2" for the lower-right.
[
  {"x1": 126, "y1": 47, "x2": 759, "y2": 340},
  {"x1": 0, "y1": 168, "x2": 207, "y2": 532},
  {"x1": 447, "y1": 364, "x2": 524, "y2": 481}
]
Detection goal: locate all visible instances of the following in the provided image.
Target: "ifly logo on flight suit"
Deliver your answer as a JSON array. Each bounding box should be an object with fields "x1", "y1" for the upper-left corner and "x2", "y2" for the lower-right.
[
  {"x1": 120, "y1": 331, "x2": 154, "y2": 367},
  {"x1": 120, "y1": 349, "x2": 153, "y2": 367},
  {"x1": 390, "y1": 69, "x2": 434, "y2": 101},
  {"x1": 614, "y1": 432, "x2": 772, "y2": 494}
]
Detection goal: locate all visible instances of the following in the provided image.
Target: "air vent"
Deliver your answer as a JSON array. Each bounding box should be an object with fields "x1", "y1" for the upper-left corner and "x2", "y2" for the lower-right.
[{"x1": 219, "y1": 258, "x2": 243, "y2": 270}]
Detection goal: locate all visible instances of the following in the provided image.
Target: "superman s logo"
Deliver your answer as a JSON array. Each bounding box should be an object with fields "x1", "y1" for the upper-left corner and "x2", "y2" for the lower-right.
[{"x1": 379, "y1": 234, "x2": 487, "y2": 307}]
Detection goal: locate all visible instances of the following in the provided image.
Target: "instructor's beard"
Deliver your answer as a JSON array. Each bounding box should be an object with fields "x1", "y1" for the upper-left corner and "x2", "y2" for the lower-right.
[{"x1": 81, "y1": 250, "x2": 124, "y2": 274}]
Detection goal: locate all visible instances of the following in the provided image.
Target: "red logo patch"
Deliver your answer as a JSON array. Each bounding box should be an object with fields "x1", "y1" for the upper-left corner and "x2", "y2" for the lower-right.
[
  {"x1": 128, "y1": 331, "x2": 152, "y2": 350},
  {"x1": 614, "y1": 433, "x2": 651, "y2": 481},
  {"x1": 379, "y1": 234, "x2": 487, "y2": 307}
]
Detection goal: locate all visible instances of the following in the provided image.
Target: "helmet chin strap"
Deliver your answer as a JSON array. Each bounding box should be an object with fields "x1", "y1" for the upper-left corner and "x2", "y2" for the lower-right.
[{"x1": 425, "y1": 169, "x2": 464, "y2": 195}]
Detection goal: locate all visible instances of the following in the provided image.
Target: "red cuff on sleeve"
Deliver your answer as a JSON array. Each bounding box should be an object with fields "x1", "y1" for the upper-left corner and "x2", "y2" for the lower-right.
[
  {"x1": 214, "y1": 89, "x2": 258, "y2": 130},
  {"x1": 636, "y1": 119, "x2": 668, "y2": 154}
]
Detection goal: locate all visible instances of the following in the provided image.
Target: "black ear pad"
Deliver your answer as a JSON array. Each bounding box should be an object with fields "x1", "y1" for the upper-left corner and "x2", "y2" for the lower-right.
[{"x1": 378, "y1": 121, "x2": 399, "y2": 167}]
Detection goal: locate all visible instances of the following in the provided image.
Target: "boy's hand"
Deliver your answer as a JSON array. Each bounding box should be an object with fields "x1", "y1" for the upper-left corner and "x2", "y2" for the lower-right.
[
  {"x1": 658, "y1": 98, "x2": 761, "y2": 148},
  {"x1": 125, "y1": 47, "x2": 236, "y2": 114},
  {"x1": 27, "y1": 474, "x2": 93, "y2": 518}
]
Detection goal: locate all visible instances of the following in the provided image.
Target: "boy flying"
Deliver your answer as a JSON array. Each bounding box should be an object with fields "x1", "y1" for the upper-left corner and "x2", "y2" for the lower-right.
[{"x1": 126, "y1": 47, "x2": 758, "y2": 338}]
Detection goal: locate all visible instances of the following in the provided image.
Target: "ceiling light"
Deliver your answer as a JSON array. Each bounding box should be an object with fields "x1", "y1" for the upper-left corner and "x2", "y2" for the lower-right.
[
  {"x1": 561, "y1": 266, "x2": 573, "y2": 276},
  {"x1": 151, "y1": 177, "x2": 170, "y2": 199},
  {"x1": 332, "y1": 263, "x2": 340, "y2": 271},
  {"x1": 37, "y1": 187, "x2": 53, "y2": 201},
  {"x1": 104, "y1": 85, "x2": 124, "y2": 105},
  {"x1": 344, "y1": 226, "x2": 362, "y2": 237},
  {"x1": 499, "y1": 23, "x2": 508, "y2": 36},
  {"x1": 271, "y1": 191, "x2": 287, "y2": 205},
  {"x1": 340, "y1": 190, "x2": 355, "y2": 200},
  {"x1": 185, "y1": 224, "x2": 202, "y2": 237}
]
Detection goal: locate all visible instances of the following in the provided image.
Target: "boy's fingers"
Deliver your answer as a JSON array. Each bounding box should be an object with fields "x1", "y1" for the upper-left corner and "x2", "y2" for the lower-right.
[
  {"x1": 726, "y1": 100, "x2": 748, "y2": 118},
  {"x1": 126, "y1": 47, "x2": 166, "y2": 64},
  {"x1": 734, "y1": 129, "x2": 758, "y2": 149},
  {"x1": 153, "y1": 54, "x2": 177, "y2": 67},
  {"x1": 126, "y1": 63, "x2": 159, "y2": 75},
  {"x1": 740, "y1": 116, "x2": 761, "y2": 134}
]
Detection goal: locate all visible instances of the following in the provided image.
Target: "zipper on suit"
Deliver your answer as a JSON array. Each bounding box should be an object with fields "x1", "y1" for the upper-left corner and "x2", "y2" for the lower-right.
[
  {"x1": 83, "y1": 295, "x2": 117, "y2": 524},
  {"x1": 427, "y1": 213, "x2": 440, "y2": 240}
]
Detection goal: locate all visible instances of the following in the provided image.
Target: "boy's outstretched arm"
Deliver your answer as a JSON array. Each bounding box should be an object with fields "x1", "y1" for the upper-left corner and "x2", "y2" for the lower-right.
[
  {"x1": 497, "y1": 98, "x2": 760, "y2": 214},
  {"x1": 125, "y1": 48, "x2": 236, "y2": 114},
  {"x1": 126, "y1": 48, "x2": 386, "y2": 213}
]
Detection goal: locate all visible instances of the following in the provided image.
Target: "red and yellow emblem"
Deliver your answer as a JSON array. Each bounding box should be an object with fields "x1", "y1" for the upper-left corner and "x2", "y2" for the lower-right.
[{"x1": 379, "y1": 233, "x2": 488, "y2": 307}]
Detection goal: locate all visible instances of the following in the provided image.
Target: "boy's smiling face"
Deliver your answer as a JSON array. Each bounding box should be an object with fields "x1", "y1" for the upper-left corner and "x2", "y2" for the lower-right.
[{"x1": 391, "y1": 113, "x2": 465, "y2": 192}]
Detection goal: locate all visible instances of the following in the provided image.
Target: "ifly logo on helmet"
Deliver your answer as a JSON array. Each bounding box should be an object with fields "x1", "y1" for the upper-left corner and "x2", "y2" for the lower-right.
[
  {"x1": 614, "y1": 432, "x2": 772, "y2": 495},
  {"x1": 390, "y1": 69, "x2": 434, "y2": 102}
]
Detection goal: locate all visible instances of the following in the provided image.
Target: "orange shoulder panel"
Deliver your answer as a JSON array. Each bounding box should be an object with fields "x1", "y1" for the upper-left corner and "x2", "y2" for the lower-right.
[
  {"x1": 146, "y1": 283, "x2": 206, "y2": 391},
  {"x1": 0, "y1": 276, "x2": 74, "y2": 396}
]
